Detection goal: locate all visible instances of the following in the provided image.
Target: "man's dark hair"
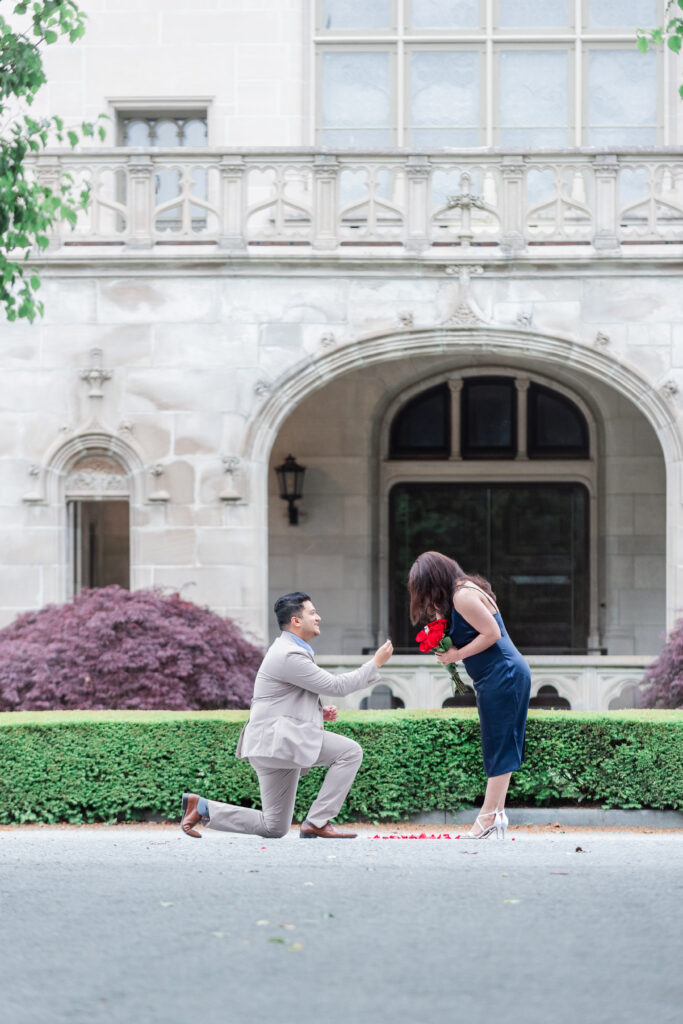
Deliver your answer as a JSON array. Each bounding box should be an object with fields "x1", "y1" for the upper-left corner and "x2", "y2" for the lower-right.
[{"x1": 274, "y1": 592, "x2": 311, "y2": 630}]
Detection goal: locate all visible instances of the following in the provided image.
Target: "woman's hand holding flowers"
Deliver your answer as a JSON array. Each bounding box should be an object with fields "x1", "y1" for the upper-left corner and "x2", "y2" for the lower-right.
[
  {"x1": 414, "y1": 619, "x2": 467, "y2": 695},
  {"x1": 435, "y1": 646, "x2": 461, "y2": 665}
]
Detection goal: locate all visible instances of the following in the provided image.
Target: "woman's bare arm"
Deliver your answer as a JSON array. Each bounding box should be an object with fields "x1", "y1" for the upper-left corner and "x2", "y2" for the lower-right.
[{"x1": 435, "y1": 588, "x2": 501, "y2": 664}]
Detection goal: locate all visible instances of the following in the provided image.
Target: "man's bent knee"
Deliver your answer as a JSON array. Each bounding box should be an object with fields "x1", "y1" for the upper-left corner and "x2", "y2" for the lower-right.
[
  {"x1": 264, "y1": 826, "x2": 290, "y2": 839},
  {"x1": 262, "y1": 815, "x2": 293, "y2": 839},
  {"x1": 338, "y1": 740, "x2": 362, "y2": 765}
]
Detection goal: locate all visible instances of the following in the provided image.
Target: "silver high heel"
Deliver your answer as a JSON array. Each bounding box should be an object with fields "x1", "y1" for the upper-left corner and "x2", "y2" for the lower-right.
[
  {"x1": 494, "y1": 808, "x2": 509, "y2": 840},
  {"x1": 465, "y1": 810, "x2": 497, "y2": 840}
]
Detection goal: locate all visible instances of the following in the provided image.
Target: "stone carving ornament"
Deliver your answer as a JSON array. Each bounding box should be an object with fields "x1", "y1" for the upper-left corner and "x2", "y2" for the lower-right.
[
  {"x1": 79, "y1": 348, "x2": 112, "y2": 398},
  {"x1": 65, "y1": 456, "x2": 129, "y2": 497}
]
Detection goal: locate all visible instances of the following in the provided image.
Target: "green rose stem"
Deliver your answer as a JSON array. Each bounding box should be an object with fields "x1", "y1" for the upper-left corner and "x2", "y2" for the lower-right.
[{"x1": 434, "y1": 636, "x2": 468, "y2": 695}]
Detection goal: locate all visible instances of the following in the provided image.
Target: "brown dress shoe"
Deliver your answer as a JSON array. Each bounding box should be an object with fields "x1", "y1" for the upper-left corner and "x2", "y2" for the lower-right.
[
  {"x1": 180, "y1": 792, "x2": 202, "y2": 839},
  {"x1": 300, "y1": 819, "x2": 357, "y2": 839}
]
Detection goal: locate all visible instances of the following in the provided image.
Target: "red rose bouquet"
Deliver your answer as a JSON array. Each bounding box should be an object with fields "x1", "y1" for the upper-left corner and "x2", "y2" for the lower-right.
[{"x1": 414, "y1": 618, "x2": 468, "y2": 695}]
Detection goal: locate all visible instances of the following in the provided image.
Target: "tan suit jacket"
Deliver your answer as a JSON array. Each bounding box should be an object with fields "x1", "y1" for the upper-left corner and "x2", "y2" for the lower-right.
[{"x1": 236, "y1": 633, "x2": 382, "y2": 768}]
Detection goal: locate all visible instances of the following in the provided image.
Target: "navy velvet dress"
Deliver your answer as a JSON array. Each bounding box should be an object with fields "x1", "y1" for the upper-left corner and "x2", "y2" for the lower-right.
[{"x1": 450, "y1": 599, "x2": 531, "y2": 777}]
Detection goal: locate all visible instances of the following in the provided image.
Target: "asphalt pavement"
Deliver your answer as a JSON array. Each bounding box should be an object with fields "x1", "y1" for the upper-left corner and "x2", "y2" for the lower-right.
[{"x1": 0, "y1": 824, "x2": 681, "y2": 1024}]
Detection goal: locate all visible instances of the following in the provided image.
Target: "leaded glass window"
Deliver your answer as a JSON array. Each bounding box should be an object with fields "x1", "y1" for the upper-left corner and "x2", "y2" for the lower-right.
[
  {"x1": 409, "y1": 49, "x2": 481, "y2": 147},
  {"x1": 316, "y1": 1, "x2": 666, "y2": 147},
  {"x1": 497, "y1": 0, "x2": 569, "y2": 29},
  {"x1": 586, "y1": 49, "x2": 658, "y2": 146},
  {"x1": 498, "y1": 49, "x2": 570, "y2": 148},
  {"x1": 409, "y1": 0, "x2": 480, "y2": 29},
  {"x1": 320, "y1": 0, "x2": 393, "y2": 31},
  {"x1": 321, "y1": 51, "x2": 394, "y2": 146}
]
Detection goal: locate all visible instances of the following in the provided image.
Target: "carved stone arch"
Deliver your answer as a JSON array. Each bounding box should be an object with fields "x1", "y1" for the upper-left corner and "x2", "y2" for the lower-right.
[
  {"x1": 247, "y1": 324, "x2": 682, "y2": 628},
  {"x1": 44, "y1": 431, "x2": 145, "y2": 506},
  {"x1": 603, "y1": 673, "x2": 647, "y2": 710},
  {"x1": 245, "y1": 325, "x2": 681, "y2": 467},
  {"x1": 530, "y1": 673, "x2": 580, "y2": 708}
]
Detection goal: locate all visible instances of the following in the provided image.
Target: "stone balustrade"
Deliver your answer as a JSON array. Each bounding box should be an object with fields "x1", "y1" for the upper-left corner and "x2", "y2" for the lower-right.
[
  {"x1": 32, "y1": 148, "x2": 683, "y2": 255},
  {"x1": 317, "y1": 655, "x2": 654, "y2": 712}
]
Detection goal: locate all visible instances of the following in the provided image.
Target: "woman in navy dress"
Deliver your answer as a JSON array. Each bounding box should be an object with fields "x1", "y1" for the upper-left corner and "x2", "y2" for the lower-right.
[{"x1": 408, "y1": 551, "x2": 531, "y2": 840}]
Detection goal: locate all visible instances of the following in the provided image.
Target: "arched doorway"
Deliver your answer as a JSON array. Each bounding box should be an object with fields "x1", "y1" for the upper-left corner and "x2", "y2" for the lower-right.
[
  {"x1": 252, "y1": 326, "x2": 673, "y2": 656},
  {"x1": 65, "y1": 455, "x2": 130, "y2": 594}
]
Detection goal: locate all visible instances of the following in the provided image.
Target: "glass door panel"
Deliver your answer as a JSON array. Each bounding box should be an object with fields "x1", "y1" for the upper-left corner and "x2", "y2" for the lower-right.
[{"x1": 389, "y1": 482, "x2": 588, "y2": 652}]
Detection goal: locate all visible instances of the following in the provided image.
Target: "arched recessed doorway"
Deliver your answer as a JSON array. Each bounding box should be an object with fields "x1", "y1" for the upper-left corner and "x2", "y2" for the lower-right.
[
  {"x1": 65, "y1": 455, "x2": 130, "y2": 594},
  {"x1": 258, "y1": 329, "x2": 670, "y2": 660}
]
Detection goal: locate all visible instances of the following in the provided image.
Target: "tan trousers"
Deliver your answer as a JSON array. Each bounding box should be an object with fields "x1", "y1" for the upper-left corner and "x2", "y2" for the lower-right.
[{"x1": 205, "y1": 730, "x2": 362, "y2": 838}]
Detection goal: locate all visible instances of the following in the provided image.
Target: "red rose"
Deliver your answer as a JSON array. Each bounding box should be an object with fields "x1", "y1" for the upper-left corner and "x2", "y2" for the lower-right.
[{"x1": 414, "y1": 618, "x2": 449, "y2": 653}]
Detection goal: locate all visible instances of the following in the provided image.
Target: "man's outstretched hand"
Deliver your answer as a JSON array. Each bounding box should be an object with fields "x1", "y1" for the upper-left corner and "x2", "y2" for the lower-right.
[
  {"x1": 322, "y1": 705, "x2": 338, "y2": 721},
  {"x1": 373, "y1": 639, "x2": 394, "y2": 667}
]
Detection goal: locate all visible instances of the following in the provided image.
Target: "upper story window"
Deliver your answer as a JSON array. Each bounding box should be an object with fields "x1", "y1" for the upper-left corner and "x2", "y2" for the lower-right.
[
  {"x1": 389, "y1": 375, "x2": 589, "y2": 459},
  {"x1": 315, "y1": 0, "x2": 662, "y2": 147},
  {"x1": 115, "y1": 106, "x2": 209, "y2": 233},
  {"x1": 117, "y1": 111, "x2": 208, "y2": 147}
]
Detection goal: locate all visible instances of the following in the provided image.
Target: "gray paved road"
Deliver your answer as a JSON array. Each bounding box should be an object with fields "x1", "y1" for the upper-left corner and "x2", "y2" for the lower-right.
[{"x1": 1, "y1": 825, "x2": 681, "y2": 1024}]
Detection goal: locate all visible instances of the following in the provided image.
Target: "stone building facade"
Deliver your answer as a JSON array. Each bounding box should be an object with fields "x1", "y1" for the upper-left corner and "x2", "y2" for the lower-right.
[{"x1": 2, "y1": 1, "x2": 682, "y2": 709}]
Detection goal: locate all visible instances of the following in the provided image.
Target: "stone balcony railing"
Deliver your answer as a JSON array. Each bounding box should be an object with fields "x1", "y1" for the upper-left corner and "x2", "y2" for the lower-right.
[
  {"x1": 318, "y1": 655, "x2": 653, "y2": 712},
  {"x1": 31, "y1": 147, "x2": 683, "y2": 256}
]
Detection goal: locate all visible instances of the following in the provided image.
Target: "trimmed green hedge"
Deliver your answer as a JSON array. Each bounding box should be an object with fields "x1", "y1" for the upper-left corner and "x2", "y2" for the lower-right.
[{"x1": 0, "y1": 709, "x2": 681, "y2": 824}]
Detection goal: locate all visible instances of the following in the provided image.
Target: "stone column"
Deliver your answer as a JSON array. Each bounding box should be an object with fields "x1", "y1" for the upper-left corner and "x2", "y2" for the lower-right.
[
  {"x1": 217, "y1": 157, "x2": 246, "y2": 251},
  {"x1": 593, "y1": 154, "x2": 620, "y2": 251},
  {"x1": 35, "y1": 155, "x2": 63, "y2": 250},
  {"x1": 515, "y1": 377, "x2": 530, "y2": 459},
  {"x1": 126, "y1": 155, "x2": 154, "y2": 249},
  {"x1": 312, "y1": 155, "x2": 339, "y2": 251},
  {"x1": 500, "y1": 157, "x2": 526, "y2": 253},
  {"x1": 448, "y1": 377, "x2": 463, "y2": 461},
  {"x1": 405, "y1": 157, "x2": 431, "y2": 253}
]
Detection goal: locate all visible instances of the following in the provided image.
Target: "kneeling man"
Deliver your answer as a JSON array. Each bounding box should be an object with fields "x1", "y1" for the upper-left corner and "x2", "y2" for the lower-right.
[{"x1": 181, "y1": 592, "x2": 393, "y2": 839}]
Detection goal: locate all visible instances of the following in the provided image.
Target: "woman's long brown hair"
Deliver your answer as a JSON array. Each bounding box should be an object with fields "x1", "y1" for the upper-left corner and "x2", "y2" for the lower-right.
[{"x1": 408, "y1": 550, "x2": 496, "y2": 625}]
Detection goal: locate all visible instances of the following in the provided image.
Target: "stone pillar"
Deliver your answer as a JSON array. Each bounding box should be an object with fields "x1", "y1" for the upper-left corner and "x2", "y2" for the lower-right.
[
  {"x1": 405, "y1": 157, "x2": 431, "y2": 253},
  {"x1": 35, "y1": 155, "x2": 63, "y2": 250},
  {"x1": 126, "y1": 155, "x2": 154, "y2": 249},
  {"x1": 448, "y1": 377, "x2": 463, "y2": 461},
  {"x1": 593, "y1": 154, "x2": 620, "y2": 251},
  {"x1": 500, "y1": 157, "x2": 526, "y2": 253},
  {"x1": 312, "y1": 155, "x2": 339, "y2": 251},
  {"x1": 515, "y1": 377, "x2": 530, "y2": 460},
  {"x1": 217, "y1": 157, "x2": 246, "y2": 251}
]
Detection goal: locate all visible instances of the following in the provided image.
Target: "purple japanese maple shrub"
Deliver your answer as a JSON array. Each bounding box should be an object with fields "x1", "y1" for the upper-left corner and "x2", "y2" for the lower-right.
[
  {"x1": 639, "y1": 619, "x2": 683, "y2": 709},
  {"x1": 0, "y1": 587, "x2": 263, "y2": 710}
]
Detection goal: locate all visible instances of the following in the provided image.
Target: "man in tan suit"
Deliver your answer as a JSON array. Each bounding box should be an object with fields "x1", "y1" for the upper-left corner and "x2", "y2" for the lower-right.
[{"x1": 180, "y1": 592, "x2": 393, "y2": 839}]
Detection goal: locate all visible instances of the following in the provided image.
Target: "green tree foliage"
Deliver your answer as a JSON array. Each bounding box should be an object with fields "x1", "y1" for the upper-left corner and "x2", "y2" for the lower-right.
[
  {"x1": 0, "y1": 1, "x2": 104, "y2": 321},
  {"x1": 637, "y1": 0, "x2": 683, "y2": 98}
]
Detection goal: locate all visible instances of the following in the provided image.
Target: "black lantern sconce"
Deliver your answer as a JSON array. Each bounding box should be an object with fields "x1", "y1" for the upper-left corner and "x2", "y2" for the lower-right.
[{"x1": 275, "y1": 453, "x2": 306, "y2": 525}]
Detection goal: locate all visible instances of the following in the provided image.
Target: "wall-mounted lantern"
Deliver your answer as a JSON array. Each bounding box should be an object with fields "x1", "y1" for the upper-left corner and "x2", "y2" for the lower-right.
[{"x1": 275, "y1": 453, "x2": 306, "y2": 525}]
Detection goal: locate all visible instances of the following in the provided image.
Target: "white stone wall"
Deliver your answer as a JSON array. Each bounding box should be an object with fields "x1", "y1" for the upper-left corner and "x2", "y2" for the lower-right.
[
  {"x1": 28, "y1": 0, "x2": 308, "y2": 147},
  {"x1": 1, "y1": 261, "x2": 675, "y2": 655}
]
